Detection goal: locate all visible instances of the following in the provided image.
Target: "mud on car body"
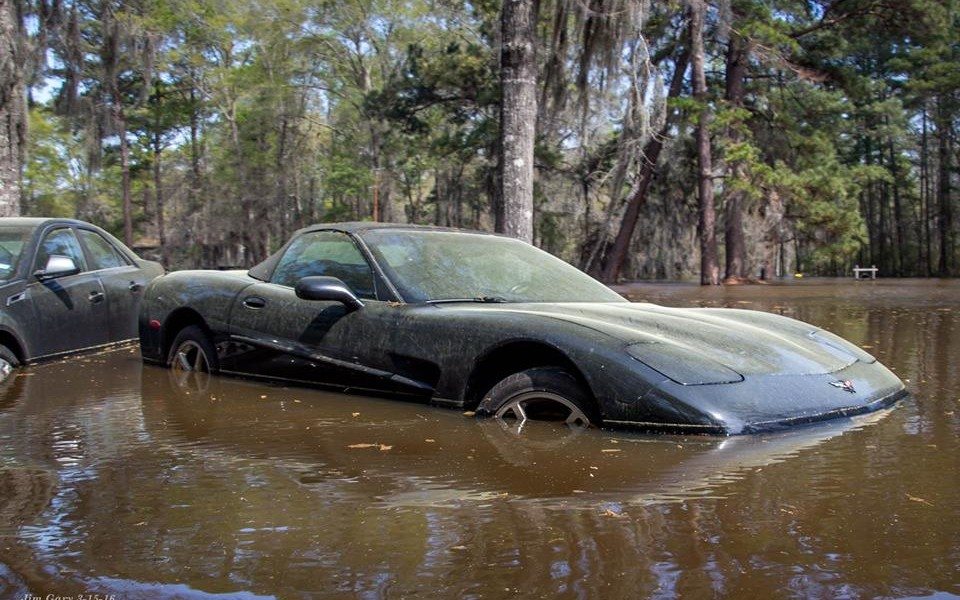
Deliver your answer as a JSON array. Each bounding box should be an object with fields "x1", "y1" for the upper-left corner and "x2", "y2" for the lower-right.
[
  {"x1": 0, "y1": 218, "x2": 164, "y2": 376},
  {"x1": 139, "y1": 223, "x2": 906, "y2": 435}
]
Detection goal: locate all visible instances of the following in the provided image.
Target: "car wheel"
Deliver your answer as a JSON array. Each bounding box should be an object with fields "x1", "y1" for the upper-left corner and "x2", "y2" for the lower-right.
[
  {"x1": 168, "y1": 325, "x2": 219, "y2": 374},
  {"x1": 0, "y1": 344, "x2": 19, "y2": 382},
  {"x1": 478, "y1": 367, "x2": 597, "y2": 428}
]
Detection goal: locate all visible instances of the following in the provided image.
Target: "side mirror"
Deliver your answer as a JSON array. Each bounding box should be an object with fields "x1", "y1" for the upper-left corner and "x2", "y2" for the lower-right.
[
  {"x1": 35, "y1": 255, "x2": 80, "y2": 280},
  {"x1": 295, "y1": 276, "x2": 364, "y2": 312}
]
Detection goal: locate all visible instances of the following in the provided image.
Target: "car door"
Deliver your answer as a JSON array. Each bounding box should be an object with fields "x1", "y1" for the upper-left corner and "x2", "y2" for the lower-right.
[
  {"x1": 76, "y1": 228, "x2": 149, "y2": 342},
  {"x1": 226, "y1": 230, "x2": 403, "y2": 391},
  {"x1": 25, "y1": 226, "x2": 110, "y2": 358}
]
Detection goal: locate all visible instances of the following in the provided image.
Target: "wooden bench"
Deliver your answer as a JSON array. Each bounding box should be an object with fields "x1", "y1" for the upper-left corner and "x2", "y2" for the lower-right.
[{"x1": 853, "y1": 265, "x2": 878, "y2": 279}]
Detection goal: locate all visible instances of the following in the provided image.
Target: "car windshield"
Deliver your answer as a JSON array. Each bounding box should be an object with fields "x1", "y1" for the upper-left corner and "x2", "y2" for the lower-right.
[
  {"x1": 362, "y1": 230, "x2": 627, "y2": 303},
  {"x1": 0, "y1": 226, "x2": 31, "y2": 282}
]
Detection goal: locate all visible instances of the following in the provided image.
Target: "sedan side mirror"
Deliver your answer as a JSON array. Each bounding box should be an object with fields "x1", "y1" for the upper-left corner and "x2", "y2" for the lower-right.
[
  {"x1": 295, "y1": 276, "x2": 365, "y2": 312},
  {"x1": 35, "y1": 255, "x2": 80, "y2": 280}
]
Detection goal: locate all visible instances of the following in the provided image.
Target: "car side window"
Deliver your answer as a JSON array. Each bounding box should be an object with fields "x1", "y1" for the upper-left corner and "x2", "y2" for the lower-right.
[
  {"x1": 78, "y1": 229, "x2": 129, "y2": 270},
  {"x1": 271, "y1": 231, "x2": 377, "y2": 299},
  {"x1": 35, "y1": 228, "x2": 87, "y2": 273}
]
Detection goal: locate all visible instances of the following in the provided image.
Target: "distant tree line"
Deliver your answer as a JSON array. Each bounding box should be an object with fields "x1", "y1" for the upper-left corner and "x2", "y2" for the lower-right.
[{"x1": 0, "y1": 0, "x2": 958, "y2": 281}]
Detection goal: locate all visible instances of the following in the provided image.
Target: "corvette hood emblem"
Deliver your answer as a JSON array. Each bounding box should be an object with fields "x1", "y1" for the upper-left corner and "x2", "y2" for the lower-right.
[{"x1": 829, "y1": 379, "x2": 856, "y2": 393}]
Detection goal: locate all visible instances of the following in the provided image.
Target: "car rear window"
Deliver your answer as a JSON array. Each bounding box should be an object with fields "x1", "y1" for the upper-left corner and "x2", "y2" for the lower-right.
[{"x1": 79, "y1": 229, "x2": 129, "y2": 270}]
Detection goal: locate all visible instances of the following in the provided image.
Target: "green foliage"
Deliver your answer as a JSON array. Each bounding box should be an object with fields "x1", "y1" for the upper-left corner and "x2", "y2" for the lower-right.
[
  {"x1": 23, "y1": 109, "x2": 79, "y2": 217},
  {"x1": 16, "y1": 0, "x2": 960, "y2": 277}
]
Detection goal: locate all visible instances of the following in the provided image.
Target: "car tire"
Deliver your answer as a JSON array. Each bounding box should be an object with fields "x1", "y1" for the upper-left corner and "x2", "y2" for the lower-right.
[
  {"x1": 477, "y1": 367, "x2": 597, "y2": 427},
  {"x1": 167, "y1": 325, "x2": 220, "y2": 374},
  {"x1": 0, "y1": 344, "x2": 19, "y2": 381}
]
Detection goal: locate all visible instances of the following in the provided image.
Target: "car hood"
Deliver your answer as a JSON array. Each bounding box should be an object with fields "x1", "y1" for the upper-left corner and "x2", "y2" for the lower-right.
[{"x1": 486, "y1": 302, "x2": 871, "y2": 377}]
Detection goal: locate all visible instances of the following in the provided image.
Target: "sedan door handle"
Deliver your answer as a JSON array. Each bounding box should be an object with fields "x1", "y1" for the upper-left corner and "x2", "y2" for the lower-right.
[
  {"x1": 243, "y1": 296, "x2": 266, "y2": 309},
  {"x1": 129, "y1": 281, "x2": 142, "y2": 292},
  {"x1": 89, "y1": 290, "x2": 105, "y2": 303}
]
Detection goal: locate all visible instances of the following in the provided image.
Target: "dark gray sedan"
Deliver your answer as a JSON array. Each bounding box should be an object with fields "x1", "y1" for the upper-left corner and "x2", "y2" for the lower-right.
[{"x1": 0, "y1": 218, "x2": 164, "y2": 375}]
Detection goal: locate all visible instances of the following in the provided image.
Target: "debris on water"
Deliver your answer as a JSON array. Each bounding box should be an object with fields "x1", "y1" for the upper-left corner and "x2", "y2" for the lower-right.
[
  {"x1": 343, "y1": 442, "x2": 393, "y2": 451},
  {"x1": 463, "y1": 411, "x2": 476, "y2": 417},
  {"x1": 352, "y1": 412, "x2": 360, "y2": 417},
  {"x1": 601, "y1": 449, "x2": 621, "y2": 453},
  {"x1": 425, "y1": 439, "x2": 435, "y2": 443},
  {"x1": 906, "y1": 494, "x2": 934, "y2": 506}
]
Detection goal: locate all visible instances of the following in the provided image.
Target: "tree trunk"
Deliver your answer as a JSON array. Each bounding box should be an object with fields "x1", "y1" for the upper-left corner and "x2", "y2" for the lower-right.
[
  {"x1": 370, "y1": 122, "x2": 381, "y2": 221},
  {"x1": 937, "y1": 96, "x2": 952, "y2": 276},
  {"x1": 498, "y1": 0, "x2": 537, "y2": 243},
  {"x1": 115, "y1": 102, "x2": 133, "y2": 246},
  {"x1": 189, "y1": 81, "x2": 201, "y2": 211},
  {"x1": 722, "y1": 26, "x2": 750, "y2": 282},
  {"x1": 153, "y1": 132, "x2": 167, "y2": 267},
  {"x1": 889, "y1": 138, "x2": 905, "y2": 276},
  {"x1": 864, "y1": 134, "x2": 876, "y2": 266},
  {"x1": 600, "y1": 49, "x2": 689, "y2": 283},
  {"x1": 0, "y1": 0, "x2": 24, "y2": 217},
  {"x1": 277, "y1": 114, "x2": 289, "y2": 240},
  {"x1": 691, "y1": 0, "x2": 719, "y2": 285},
  {"x1": 102, "y1": 8, "x2": 132, "y2": 246},
  {"x1": 921, "y1": 105, "x2": 932, "y2": 276}
]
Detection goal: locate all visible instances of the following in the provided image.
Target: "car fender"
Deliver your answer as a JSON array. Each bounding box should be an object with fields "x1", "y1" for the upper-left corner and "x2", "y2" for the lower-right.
[
  {"x1": 415, "y1": 306, "x2": 673, "y2": 419},
  {"x1": 0, "y1": 320, "x2": 29, "y2": 362},
  {"x1": 140, "y1": 270, "x2": 256, "y2": 361}
]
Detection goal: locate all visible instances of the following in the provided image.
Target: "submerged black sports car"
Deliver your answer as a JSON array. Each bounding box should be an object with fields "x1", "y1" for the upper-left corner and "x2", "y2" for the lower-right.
[
  {"x1": 138, "y1": 223, "x2": 906, "y2": 434},
  {"x1": 0, "y1": 218, "x2": 163, "y2": 376}
]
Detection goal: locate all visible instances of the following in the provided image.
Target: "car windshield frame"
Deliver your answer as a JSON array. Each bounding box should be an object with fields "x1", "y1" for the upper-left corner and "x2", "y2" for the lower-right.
[
  {"x1": 0, "y1": 226, "x2": 34, "y2": 283},
  {"x1": 359, "y1": 229, "x2": 627, "y2": 304}
]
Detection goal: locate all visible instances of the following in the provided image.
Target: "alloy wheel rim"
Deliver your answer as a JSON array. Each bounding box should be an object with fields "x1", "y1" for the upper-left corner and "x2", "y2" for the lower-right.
[
  {"x1": 172, "y1": 340, "x2": 209, "y2": 373},
  {"x1": 0, "y1": 358, "x2": 12, "y2": 383},
  {"x1": 494, "y1": 391, "x2": 591, "y2": 430}
]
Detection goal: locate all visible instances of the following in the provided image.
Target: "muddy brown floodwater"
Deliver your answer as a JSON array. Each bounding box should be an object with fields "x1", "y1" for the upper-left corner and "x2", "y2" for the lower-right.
[{"x1": 0, "y1": 279, "x2": 958, "y2": 599}]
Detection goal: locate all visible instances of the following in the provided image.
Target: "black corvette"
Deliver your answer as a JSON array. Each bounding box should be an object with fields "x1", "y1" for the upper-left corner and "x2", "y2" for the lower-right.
[
  {"x1": 0, "y1": 218, "x2": 163, "y2": 376},
  {"x1": 138, "y1": 223, "x2": 906, "y2": 434}
]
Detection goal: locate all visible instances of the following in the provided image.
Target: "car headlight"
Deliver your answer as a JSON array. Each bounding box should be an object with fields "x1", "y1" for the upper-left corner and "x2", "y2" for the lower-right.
[{"x1": 626, "y1": 342, "x2": 744, "y2": 385}]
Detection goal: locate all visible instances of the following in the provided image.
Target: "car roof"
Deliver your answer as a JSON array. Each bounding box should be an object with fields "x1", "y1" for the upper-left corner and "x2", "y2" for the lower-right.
[
  {"x1": 0, "y1": 217, "x2": 93, "y2": 228},
  {"x1": 298, "y1": 222, "x2": 498, "y2": 236}
]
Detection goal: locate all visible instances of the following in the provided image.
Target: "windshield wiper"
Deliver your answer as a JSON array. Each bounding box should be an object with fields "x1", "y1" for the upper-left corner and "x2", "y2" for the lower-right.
[{"x1": 425, "y1": 296, "x2": 508, "y2": 305}]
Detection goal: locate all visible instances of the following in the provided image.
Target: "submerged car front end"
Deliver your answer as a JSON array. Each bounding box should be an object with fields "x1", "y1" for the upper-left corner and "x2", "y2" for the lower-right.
[
  {"x1": 493, "y1": 303, "x2": 907, "y2": 435},
  {"x1": 614, "y1": 355, "x2": 906, "y2": 435}
]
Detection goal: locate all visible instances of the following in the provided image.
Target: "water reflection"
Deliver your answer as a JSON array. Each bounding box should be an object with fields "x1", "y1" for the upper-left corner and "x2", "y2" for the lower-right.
[
  {"x1": 140, "y1": 366, "x2": 894, "y2": 508},
  {"x1": 0, "y1": 280, "x2": 956, "y2": 598}
]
